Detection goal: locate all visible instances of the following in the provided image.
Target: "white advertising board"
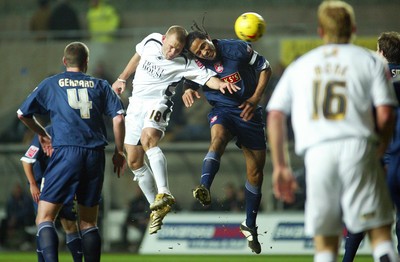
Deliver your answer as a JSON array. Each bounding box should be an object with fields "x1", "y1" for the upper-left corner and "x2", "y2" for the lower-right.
[{"x1": 139, "y1": 212, "x2": 376, "y2": 255}]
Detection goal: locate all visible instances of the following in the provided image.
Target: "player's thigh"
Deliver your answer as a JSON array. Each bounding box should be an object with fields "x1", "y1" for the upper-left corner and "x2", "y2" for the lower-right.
[
  {"x1": 140, "y1": 127, "x2": 163, "y2": 149},
  {"x1": 242, "y1": 147, "x2": 265, "y2": 184},
  {"x1": 125, "y1": 144, "x2": 145, "y2": 169},
  {"x1": 209, "y1": 124, "x2": 232, "y2": 153},
  {"x1": 304, "y1": 143, "x2": 342, "y2": 236},
  {"x1": 340, "y1": 139, "x2": 393, "y2": 233},
  {"x1": 60, "y1": 218, "x2": 78, "y2": 234},
  {"x1": 36, "y1": 200, "x2": 63, "y2": 224},
  {"x1": 78, "y1": 204, "x2": 99, "y2": 229}
]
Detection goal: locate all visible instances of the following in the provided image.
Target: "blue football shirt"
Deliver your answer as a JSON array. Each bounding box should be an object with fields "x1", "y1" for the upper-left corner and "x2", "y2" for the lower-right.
[{"x1": 18, "y1": 71, "x2": 125, "y2": 148}]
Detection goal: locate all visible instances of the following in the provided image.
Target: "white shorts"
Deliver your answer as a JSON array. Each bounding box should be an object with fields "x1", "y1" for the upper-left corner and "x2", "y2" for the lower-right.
[
  {"x1": 304, "y1": 138, "x2": 394, "y2": 236},
  {"x1": 124, "y1": 97, "x2": 173, "y2": 146}
]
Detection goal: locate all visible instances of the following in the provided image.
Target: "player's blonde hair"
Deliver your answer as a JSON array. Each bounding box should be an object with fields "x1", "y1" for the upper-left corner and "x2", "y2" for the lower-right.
[
  {"x1": 165, "y1": 25, "x2": 188, "y2": 44},
  {"x1": 64, "y1": 42, "x2": 89, "y2": 71},
  {"x1": 318, "y1": 0, "x2": 355, "y2": 44}
]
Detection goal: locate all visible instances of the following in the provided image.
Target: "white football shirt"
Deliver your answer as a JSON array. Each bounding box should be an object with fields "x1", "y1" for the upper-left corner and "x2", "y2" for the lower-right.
[
  {"x1": 131, "y1": 33, "x2": 216, "y2": 99},
  {"x1": 267, "y1": 44, "x2": 397, "y2": 155}
]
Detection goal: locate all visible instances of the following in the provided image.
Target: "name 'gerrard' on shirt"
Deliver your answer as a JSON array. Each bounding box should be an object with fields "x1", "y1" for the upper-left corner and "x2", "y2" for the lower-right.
[{"x1": 58, "y1": 78, "x2": 95, "y2": 88}]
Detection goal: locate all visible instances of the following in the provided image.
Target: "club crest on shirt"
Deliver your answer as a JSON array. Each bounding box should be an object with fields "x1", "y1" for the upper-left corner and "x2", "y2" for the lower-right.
[
  {"x1": 214, "y1": 62, "x2": 224, "y2": 73},
  {"x1": 210, "y1": 115, "x2": 218, "y2": 123},
  {"x1": 25, "y1": 145, "x2": 39, "y2": 158}
]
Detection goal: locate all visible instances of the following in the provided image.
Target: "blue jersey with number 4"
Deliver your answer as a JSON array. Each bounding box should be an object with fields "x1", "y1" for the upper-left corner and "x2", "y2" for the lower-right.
[{"x1": 18, "y1": 71, "x2": 125, "y2": 148}]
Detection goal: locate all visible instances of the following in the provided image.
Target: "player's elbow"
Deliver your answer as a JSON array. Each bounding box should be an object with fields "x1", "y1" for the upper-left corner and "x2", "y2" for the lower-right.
[
  {"x1": 17, "y1": 113, "x2": 27, "y2": 122},
  {"x1": 267, "y1": 110, "x2": 286, "y2": 123},
  {"x1": 113, "y1": 114, "x2": 125, "y2": 126}
]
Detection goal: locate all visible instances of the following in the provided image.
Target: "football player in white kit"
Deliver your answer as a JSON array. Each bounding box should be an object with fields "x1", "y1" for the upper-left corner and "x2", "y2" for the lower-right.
[
  {"x1": 112, "y1": 25, "x2": 238, "y2": 234},
  {"x1": 267, "y1": 1, "x2": 398, "y2": 262}
]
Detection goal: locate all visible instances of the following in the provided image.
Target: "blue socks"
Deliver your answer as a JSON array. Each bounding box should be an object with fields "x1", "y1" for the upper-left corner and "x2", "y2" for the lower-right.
[
  {"x1": 342, "y1": 231, "x2": 365, "y2": 262},
  {"x1": 200, "y1": 151, "x2": 220, "y2": 189},
  {"x1": 245, "y1": 180, "x2": 262, "y2": 229},
  {"x1": 37, "y1": 221, "x2": 59, "y2": 262},
  {"x1": 66, "y1": 232, "x2": 83, "y2": 262},
  {"x1": 81, "y1": 227, "x2": 101, "y2": 262}
]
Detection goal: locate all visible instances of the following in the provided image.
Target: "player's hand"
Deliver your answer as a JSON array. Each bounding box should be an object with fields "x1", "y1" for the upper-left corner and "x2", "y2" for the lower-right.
[
  {"x1": 182, "y1": 89, "x2": 201, "y2": 108},
  {"x1": 39, "y1": 134, "x2": 53, "y2": 157},
  {"x1": 112, "y1": 151, "x2": 126, "y2": 178},
  {"x1": 238, "y1": 99, "x2": 257, "y2": 121},
  {"x1": 29, "y1": 183, "x2": 41, "y2": 203},
  {"x1": 112, "y1": 79, "x2": 126, "y2": 95},
  {"x1": 218, "y1": 82, "x2": 240, "y2": 94},
  {"x1": 272, "y1": 166, "x2": 298, "y2": 204}
]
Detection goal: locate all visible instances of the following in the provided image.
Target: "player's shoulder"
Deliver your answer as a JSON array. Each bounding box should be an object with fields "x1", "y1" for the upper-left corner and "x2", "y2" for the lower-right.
[
  {"x1": 217, "y1": 39, "x2": 252, "y2": 59},
  {"x1": 218, "y1": 39, "x2": 248, "y2": 50}
]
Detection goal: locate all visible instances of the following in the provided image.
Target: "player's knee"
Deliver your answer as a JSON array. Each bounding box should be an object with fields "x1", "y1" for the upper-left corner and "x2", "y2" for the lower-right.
[
  {"x1": 247, "y1": 171, "x2": 264, "y2": 186},
  {"x1": 127, "y1": 158, "x2": 143, "y2": 170}
]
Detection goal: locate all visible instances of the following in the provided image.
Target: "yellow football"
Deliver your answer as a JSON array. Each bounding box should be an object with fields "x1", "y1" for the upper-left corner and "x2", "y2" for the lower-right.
[{"x1": 234, "y1": 12, "x2": 266, "y2": 42}]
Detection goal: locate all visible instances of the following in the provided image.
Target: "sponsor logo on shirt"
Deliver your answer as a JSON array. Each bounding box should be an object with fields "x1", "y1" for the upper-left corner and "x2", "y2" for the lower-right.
[
  {"x1": 142, "y1": 60, "x2": 165, "y2": 78},
  {"x1": 214, "y1": 62, "x2": 224, "y2": 73},
  {"x1": 195, "y1": 59, "x2": 205, "y2": 69},
  {"x1": 210, "y1": 115, "x2": 218, "y2": 123},
  {"x1": 220, "y1": 72, "x2": 241, "y2": 84},
  {"x1": 25, "y1": 145, "x2": 39, "y2": 158}
]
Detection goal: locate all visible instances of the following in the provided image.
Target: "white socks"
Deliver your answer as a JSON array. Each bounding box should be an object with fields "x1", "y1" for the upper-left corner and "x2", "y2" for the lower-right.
[
  {"x1": 146, "y1": 147, "x2": 170, "y2": 194},
  {"x1": 314, "y1": 251, "x2": 336, "y2": 262},
  {"x1": 132, "y1": 163, "x2": 156, "y2": 204},
  {"x1": 373, "y1": 241, "x2": 397, "y2": 262}
]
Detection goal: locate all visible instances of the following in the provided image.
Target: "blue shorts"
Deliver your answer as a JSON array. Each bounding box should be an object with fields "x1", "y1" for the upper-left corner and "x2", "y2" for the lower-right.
[
  {"x1": 58, "y1": 200, "x2": 78, "y2": 221},
  {"x1": 40, "y1": 146, "x2": 105, "y2": 207},
  {"x1": 385, "y1": 152, "x2": 400, "y2": 216},
  {"x1": 32, "y1": 178, "x2": 78, "y2": 221},
  {"x1": 208, "y1": 106, "x2": 266, "y2": 150}
]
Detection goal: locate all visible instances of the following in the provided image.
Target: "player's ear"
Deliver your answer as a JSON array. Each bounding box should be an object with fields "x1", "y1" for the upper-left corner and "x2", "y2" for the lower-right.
[
  {"x1": 352, "y1": 25, "x2": 357, "y2": 34},
  {"x1": 62, "y1": 56, "x2": 67, "y2": 66},
  {"x1": 317, "y1": 26, "x2": 324, "y2": 38}
]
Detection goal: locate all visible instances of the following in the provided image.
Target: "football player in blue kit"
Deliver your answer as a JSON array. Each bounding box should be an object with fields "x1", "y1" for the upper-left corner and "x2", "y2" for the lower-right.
[
  {"x1": 183, "y1": 29, "x2": 272, "y2": 254},
  {"x1": 21, "y1": 125, "x2": 82, "y2": 262},
  {"x1": 342, "y1": 31, "x2": 400, "y2": 262},
  {"x1": 17, "y1": 42, "x2": 126, "y2": 262}
]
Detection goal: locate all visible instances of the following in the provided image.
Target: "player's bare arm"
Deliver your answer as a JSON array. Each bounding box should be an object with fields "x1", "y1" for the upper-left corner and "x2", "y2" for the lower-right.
[
  {"x1": 239, "y1": 67, "x2": 272, "y2": 121},
  {"x1": 183, "y1": 77, "x2": 240, "y2": 107},
  {"x1": 112, "y1": 114, "x2": 126, "y2": 177},
  {"x1": 375, "y1": 105, "x2": 396, "y2": 157},
  {"x1": 21, "y1": 161, "x2": 41, "y2": 203},
  {"x1": 112, "y1": 52, "x2": 141, "y2": 95},
  {"x1": 205, "y1": 76, "x2": 240, "y2": 94},
  {"x1": 267, "y1": 110, "x2": 297, "y2": 204},
  {"x1": 17, "y1": 115, "x2": 53, "y2": 156}
]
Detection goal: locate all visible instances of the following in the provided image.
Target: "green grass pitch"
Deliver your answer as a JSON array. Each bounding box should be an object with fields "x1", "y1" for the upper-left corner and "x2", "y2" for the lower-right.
[{"x1": 0, "y1": 252, "x2": 374, "y2": 262}]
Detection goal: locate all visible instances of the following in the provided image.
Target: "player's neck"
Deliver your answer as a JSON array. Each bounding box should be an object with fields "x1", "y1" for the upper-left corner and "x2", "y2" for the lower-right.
[{"x1": 66, "y1": 67, "x2": 83, "y2": 73}]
